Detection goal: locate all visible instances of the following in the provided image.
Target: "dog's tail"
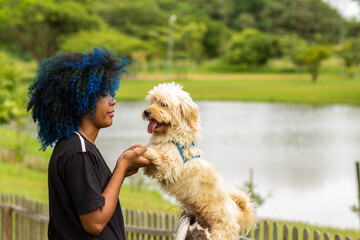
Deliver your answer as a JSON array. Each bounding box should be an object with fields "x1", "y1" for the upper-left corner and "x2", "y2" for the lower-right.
[{"x1": 228, "y1": 189, "x2": 258, "y2": 234}]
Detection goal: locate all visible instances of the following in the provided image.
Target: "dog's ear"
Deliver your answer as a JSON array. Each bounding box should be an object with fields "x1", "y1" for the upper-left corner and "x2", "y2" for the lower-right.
[{"x1": 179, "y1": 95, "x2": 199, "y2": 130}]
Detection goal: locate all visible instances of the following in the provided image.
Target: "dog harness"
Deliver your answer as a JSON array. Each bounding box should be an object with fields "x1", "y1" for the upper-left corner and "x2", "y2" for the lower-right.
[{"x1": 170, "y1": 141, "x2": 200, "y2": 163}]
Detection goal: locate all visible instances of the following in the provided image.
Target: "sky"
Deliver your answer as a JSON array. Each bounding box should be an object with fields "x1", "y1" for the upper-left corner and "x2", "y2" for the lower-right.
[{"x1": 325, "y1": 0, "x2": 360, "y2": 19}]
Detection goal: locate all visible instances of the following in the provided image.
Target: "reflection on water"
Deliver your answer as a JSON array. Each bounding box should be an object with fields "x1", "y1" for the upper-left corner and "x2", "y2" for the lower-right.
[{"x1": 96, "y1": 101, "x2": 360, "y2": 229}]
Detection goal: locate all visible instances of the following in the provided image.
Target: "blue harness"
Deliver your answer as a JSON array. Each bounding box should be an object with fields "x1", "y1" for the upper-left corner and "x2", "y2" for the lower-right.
[{"x1": 171, "y1": 141, "x2": 200, "y2": 163}]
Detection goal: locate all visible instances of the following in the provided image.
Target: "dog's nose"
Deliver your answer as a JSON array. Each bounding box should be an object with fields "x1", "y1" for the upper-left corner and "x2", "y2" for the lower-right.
[{"x1": 143, "y1": 110, "x2": 151, "y2": 117}]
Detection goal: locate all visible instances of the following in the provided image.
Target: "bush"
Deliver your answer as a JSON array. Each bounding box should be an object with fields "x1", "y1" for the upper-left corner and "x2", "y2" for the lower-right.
[{"x1": 225, "y1": 28, "x2": 273, "y2": 67}]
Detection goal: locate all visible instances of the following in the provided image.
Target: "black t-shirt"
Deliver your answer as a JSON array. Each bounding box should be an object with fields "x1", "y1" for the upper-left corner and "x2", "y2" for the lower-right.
[{"x1": 48, "y1": 132, "x2": 125, "y2": 239}]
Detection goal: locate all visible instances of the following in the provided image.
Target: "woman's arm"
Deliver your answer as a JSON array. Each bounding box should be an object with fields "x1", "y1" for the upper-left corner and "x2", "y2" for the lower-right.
[{"x1": 79, "y1": 145, "x2": 150, "y2": 236}]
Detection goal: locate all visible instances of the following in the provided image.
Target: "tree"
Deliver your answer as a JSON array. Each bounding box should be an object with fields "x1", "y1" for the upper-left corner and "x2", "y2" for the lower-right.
[
  {"x1": 335, "y1": 38, "x2": 360, "y2": 78},
  {"x1": 91, "y1": 0, "x2": 168, "y2": 40},
  {"x1": 291, "y1": 44, "x2": 331, "y2": 82},
  {"x1": 60, "y1": 27, "x2": 152, "y2": 54},
  {"x1": 0, "y1": 0, "x2": 102, "y2": 62},
  {"x1": 261, "y1": 0, "x2": 343, "y2": 43},
  {"x1": 202, "y1": 20, "x2": 231, "y2": 59},
  {"x1": 0, "y1": 51, "x2": 27, "y2": 167},
  {"x1": 174, "y1": 22, "x2": 207, "y2": 63},
  {"x1": 225, "y1": 28, "x2": 273, "y2": 67}
]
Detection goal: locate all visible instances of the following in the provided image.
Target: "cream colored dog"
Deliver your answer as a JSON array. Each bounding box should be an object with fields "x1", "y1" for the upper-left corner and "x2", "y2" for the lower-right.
[{"x1": 142, "y1": 82, "x2": 257, "y2": 240}]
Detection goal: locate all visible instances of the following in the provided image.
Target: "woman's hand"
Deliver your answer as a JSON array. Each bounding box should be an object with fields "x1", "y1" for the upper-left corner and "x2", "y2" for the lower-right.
[{"x1": 115, "y1": 144, "x2": 151, "y2": 177}]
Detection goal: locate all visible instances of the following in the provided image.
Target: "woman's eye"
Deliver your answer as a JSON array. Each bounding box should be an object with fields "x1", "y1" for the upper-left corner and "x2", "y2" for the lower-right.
[{"x1": 161, "y1": 102, "x2": 167, "y2": 107}]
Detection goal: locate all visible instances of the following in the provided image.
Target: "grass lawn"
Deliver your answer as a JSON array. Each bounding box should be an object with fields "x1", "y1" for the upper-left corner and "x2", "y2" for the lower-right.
[
  {"x1": 117, "y1": 73, "x2": 360, "y2": 105},
  {"x1": 0, "y1": 161, "x2": 176, "y2": 213}
]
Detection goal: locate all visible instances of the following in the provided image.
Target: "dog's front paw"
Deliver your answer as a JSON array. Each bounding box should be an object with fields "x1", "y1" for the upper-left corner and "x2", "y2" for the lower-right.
[{"x1": 143, "y1": 147, "x2": 161, "y2": 165}]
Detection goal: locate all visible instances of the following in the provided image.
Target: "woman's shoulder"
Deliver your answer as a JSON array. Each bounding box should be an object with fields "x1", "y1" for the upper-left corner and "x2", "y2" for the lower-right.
[{"x1": 52, "y1": 133, "x2": 95, "y2": 158}]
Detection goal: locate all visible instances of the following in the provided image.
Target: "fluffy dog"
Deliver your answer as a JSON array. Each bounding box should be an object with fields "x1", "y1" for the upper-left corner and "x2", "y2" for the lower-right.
[{"x1": 142, "y1": 82, "x2": 257, "y2": 240}]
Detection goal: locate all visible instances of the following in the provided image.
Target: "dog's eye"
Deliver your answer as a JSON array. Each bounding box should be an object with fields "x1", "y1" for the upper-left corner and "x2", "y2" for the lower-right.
[{"x1": 161, "y1": 102, "x2": 168, "y2": 107}]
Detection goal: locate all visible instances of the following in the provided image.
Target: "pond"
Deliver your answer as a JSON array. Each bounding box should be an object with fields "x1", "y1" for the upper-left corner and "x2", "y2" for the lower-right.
[{"x1": 96, "y1": 101, "x2": 360, "y2": 229}]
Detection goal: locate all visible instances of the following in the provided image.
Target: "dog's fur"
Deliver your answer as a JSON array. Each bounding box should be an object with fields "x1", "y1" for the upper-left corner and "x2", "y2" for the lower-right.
[{"x1": 142, "y1": 83, "x2": 257, "y2": 240}]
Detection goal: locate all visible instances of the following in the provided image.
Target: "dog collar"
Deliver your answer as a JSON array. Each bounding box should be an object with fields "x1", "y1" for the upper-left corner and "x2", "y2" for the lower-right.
[{"x1": 170, "y1": 141, "x2": 200, "y2": 163}]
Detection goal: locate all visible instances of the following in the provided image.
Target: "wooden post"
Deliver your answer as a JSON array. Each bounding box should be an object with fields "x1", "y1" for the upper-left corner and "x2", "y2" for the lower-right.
[
  {"x1": 335, "y1": 234, "x2": 341, "y2": 240},
  {"x1": 356, "y1": 161, "x2": 360, "y2": 230},
  {"x1": 303, "y1": 228, "x2": 310, "y2": 240},
  {"x1": 264, "y1": 221, "x2": 270, "y2": 240},
  {"x1": 147, "y1": 211, "x2": 153, "y2": 240},
  {"x1": 283, "y1": 225, "x2": 288, "y2": 240},
  {"x1": 314, "y1": 230, "x2": 321, "y2": 240},
  {"x1": 254, "y1": 221, "x2": 260, "y2": 240},
  {"x1": 292, "y1": 226, "x2": 298, "y2": 240},
  {"x1": 273, "y1": 222, "x2": 279, "y2": 240},
  {"x1": 4, "y1": 206, "x2": 13, "y2": 240},
  {"x1": 324, "y1": 232, "x2": 331, "y2": 240}
]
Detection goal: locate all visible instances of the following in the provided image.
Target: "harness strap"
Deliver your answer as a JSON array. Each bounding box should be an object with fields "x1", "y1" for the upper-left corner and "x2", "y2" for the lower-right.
[
  {"x1": 74, "y1": 132, "x2": 87, "y2": 153},
  {"x1": 171, "y1": 141, "x2": 200, "y2": 163}
]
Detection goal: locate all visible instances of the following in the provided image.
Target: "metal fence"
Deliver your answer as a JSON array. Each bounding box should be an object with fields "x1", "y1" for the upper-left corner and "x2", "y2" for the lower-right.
[{"x1": 0, "y1": 193, "x2": 358, "y2": 240}]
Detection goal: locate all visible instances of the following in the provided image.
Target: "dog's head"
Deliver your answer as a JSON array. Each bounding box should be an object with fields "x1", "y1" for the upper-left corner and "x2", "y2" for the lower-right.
[{"x1": 142, "y1": 82, "x2": 199, "y2": 136}]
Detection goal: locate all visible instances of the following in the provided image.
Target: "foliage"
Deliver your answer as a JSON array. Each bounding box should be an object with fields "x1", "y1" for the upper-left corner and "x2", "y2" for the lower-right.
[
  {"x1": 261, "y1": 0, "x2": 342, "y2": 42},
  {"x1": 0, "y1": 51, "x2": 29, "y2": 167},
  {"x1": 201, "y1": 20, "x2": 231, "y2": 59},
  {"x1": 0, "y1": 51, "x2": 24, "y2": 124},
  {"x1": 243, "y1": 181, "x2": 266, "y2": 207},
  {"x1": 90, "y1": 0, "x2": 168, "y2": 40},
  {"x1": 60, "y1": 27, "x2": 152, "y2": 55},
  {"x1": 335, "y1": 38, "x2": 360, "y2": 78},
  {"x1": 350, "y1": 204, "x2": 360, "y2": 216},
  {"x1": 174, "y1": 22, "x2": 207, "y2": 62},
  {"x1": 288, "y1": 43, "x2": 331, "y2": 82},
  {"x1": 0, "y1": 0, "x2": 355, "y2": 66},
  {"x1": 301, "y1": 45, "x2": 331, "y2": 82},
  {"x1": 0, "y1": 0, "x2": 102, "y2": 62},
  {"x1": 225, "y1": 28, "x2": 273, "y2": 67}
]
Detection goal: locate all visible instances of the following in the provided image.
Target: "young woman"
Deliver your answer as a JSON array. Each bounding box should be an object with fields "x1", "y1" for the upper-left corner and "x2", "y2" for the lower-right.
[{"x1": 27, "y1": 48, "x2": 150, "y2": 239}]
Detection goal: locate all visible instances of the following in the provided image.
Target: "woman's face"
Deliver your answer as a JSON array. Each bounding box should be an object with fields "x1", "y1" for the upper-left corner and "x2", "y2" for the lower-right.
[{"x1": 92, "y1": 95, "x2": 116, "y2": 129}]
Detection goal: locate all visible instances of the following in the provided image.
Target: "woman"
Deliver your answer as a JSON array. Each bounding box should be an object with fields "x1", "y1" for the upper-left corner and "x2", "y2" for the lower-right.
[{"x1": 27, "y1": 47, "x2": 150, "y2": 239}]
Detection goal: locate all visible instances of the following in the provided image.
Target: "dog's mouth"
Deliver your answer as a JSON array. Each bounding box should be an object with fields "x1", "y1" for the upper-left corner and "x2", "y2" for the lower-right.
[{"x1": 147, "y1": 120, "x2": 164, "y2": 134}]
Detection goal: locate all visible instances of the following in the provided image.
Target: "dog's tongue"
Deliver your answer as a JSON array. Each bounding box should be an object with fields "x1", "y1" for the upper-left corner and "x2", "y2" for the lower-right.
[{"x1": 147, "y1": 120, "x2": 158, "y2": 134}]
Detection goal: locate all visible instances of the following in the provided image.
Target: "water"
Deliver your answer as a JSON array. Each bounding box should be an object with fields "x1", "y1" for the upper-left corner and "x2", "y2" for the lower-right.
[{"x1": 96, "y1": 101, "x2": 360, "y2": 230}]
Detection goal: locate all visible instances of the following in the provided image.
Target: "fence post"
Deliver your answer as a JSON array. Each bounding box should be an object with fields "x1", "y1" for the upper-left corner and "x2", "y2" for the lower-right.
[
  {"x1": 283, "y1": 224, "x2": 288, "y2": 240},
  {"x1": 273, "y1": 222, "x2": 279, "y2": 240},
  {"x1": 335, "y1": 234, "x2": 341, "y2": 240},
  {"x1": 324, "y1": 232, "x2": 330, "y2": 240},
  {"x1": 314, "y1": 230, "x2": 320, "y2": 240},
  {"x1": 292, "y1": 226, "x2": 298, "y2": 240},
  {"x1": 4, "y1": 206, "x2": 13, "y2": 240},
  {"x1": 303, "y1": 228, "x2": 310, "y2": 240},
  {"x1": 264, "y1": 221, "x2": 270, "y2": 240},
  {"x1": 254, "y1": 221, "x2": 260, "y2": 240}
]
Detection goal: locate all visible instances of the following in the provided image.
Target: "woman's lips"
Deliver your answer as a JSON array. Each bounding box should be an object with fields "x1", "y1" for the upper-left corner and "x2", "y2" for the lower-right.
[{"x1": 107, "y1": 110, "x2": 115, "y2": 117}]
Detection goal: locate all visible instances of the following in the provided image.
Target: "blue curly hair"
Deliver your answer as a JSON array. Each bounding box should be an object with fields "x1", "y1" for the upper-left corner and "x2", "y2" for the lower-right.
[{"x1": 27, "y1": 47, "x2": 130, "y2": 150}]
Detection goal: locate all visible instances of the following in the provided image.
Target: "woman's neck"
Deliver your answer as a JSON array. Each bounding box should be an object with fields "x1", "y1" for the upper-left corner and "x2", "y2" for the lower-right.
[{"x1": 78, "y1": 116, "x2": 99, "y2": 144}]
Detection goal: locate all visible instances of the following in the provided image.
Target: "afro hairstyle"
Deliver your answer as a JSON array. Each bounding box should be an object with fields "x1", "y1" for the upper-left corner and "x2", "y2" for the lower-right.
[{"x1": 27, "y1": 47, "x2": 130, "y2": 150}]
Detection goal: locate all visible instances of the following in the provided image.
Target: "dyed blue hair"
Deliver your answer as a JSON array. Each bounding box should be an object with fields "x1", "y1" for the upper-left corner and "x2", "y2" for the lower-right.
[{"x1": 27, "y1": 47, "x2": 130, "y2": 150}]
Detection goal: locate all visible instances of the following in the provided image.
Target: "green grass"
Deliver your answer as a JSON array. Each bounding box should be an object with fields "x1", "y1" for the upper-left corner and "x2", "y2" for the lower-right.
[
  {"x1": 0, "y1": 126, "x2": 51, "y2": 171},
  {"x1": 0, "y1": 161, "x2": 48, "y2": 202},
  {"x1": 117, "y1": 73, "x2": 360, "y2": 105},
  {"x1": 0, "y1": 160, "x2": 176, "y2": 213}
]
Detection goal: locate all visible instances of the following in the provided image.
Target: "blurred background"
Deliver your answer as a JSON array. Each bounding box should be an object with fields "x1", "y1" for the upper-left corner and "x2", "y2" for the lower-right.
[{"x1": 0, "y1": 0, "x2": 360, "y2": 236}]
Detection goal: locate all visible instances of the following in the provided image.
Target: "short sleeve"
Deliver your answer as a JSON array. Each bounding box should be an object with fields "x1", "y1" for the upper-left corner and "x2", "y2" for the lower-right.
[{"x1": 64, "y1": 152, "x2": 105, "y2": 215}]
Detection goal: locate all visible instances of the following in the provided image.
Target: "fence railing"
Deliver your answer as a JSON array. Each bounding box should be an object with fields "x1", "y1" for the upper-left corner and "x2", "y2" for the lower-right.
[{"x1": 0, "y1": 193, "x2": 358, "y2": 240}]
